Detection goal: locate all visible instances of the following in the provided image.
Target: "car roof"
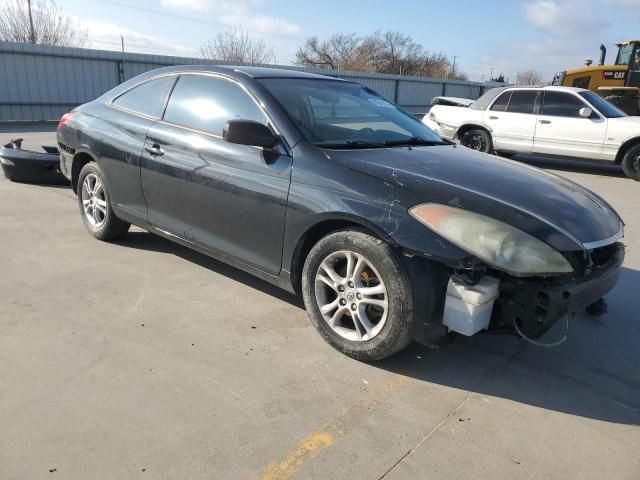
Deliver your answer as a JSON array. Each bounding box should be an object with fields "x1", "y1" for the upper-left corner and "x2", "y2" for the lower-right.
[
  {"x1": 143, "y1": 64, "x2": 339, "y2": 81},
  {"x1": 501, "y1": 85, "x2": 589, "y2": 94}
]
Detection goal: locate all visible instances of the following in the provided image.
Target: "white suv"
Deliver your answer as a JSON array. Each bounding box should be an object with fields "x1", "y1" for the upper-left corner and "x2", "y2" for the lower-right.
[{"x1": 423, "y1": 86, "x2": 640, "y2": 180}]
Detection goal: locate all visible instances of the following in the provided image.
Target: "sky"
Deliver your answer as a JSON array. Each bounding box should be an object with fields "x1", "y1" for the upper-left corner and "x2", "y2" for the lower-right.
[{"x1": 42, "y1": 0, "x2": 640, "y2": 82}]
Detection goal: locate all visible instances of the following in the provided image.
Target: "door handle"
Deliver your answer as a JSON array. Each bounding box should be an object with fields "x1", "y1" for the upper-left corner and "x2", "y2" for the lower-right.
[
  {"x1": 144, "y1": 143, "x2": 164, "y2": 156},
  {"x1": 539, "y1": 119, "x2": 552, "y2": 124},
  {"x1": 489, "y1": 116, "x2": 499, "y2": 120}
]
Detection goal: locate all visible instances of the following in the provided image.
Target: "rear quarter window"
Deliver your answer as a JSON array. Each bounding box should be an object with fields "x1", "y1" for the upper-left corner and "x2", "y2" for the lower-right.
[
  {"x1": 490, "y1": 91, "x2": 511, "y2": 111},
  {"x1": 112, "y1": 76, "x2": 176, "y2": 118}
]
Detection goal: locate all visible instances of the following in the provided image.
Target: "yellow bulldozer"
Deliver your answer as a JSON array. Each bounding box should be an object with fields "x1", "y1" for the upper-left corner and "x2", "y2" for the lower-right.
[{"x1": 552, "y1": 40, "x2": 640, "y2": 115}]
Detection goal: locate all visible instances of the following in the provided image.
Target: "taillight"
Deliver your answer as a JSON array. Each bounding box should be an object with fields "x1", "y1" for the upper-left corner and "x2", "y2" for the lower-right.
[{"x1": 57, "y1": 112, "x2": 74, "y2": 130}]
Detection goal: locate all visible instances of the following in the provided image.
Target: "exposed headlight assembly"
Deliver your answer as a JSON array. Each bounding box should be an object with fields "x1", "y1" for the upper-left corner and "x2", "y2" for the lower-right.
[{"x1": 409, "y1": 203, "x2": 573, "y2": 276}]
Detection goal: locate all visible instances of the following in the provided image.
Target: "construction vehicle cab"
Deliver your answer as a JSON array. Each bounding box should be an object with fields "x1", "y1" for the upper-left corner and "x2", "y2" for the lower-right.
[{"x1": 552, "y1": 41, "x2": 640, "y2": 115}]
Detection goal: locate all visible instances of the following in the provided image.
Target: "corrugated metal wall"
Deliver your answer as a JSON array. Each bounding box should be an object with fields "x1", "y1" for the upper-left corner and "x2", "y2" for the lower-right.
[{"x1": 0, "y1": 41, "x2": 503, "y2": 121}]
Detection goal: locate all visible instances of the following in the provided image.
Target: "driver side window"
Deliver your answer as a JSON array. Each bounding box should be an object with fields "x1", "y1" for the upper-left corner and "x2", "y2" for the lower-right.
[
  {"x1": 541, "y1": 92, "x2": 587, "y2": 118},
  {"x1": 163, "y1": 74, "x2": 268, "y2": 135}
]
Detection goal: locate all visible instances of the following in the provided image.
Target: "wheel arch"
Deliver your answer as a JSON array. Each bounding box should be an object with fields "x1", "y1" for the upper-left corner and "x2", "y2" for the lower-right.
[
  {"x1": 291, "y1": 215, "x2": 454, "y2": 349},
  {"x1": 71, "y1": 148, "x2": 98, "y2": 193},
  {"x1": 455, "y1": 122, "x2": 493, "y2": 141},
  {"x1": 615, "y1": 136, "x2": 640, "y2": 165},
  {"x1": 288, "y1": 214, "x2": 396, "y2": 295}
]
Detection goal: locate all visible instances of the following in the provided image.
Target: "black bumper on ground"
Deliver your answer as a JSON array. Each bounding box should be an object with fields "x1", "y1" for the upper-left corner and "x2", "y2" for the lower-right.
[
  {"x1": 493, "y1": 243, "x2": 625, "y2": 339},
  {"x1": 0, "y1": 139, "x2": 68, "y2": 185}
]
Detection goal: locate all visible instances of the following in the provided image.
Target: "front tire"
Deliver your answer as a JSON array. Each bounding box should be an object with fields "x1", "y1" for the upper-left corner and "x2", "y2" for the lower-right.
[
  {"x1": 77, "y1": 162, "x2": 130, "y2": 240},
  {"x1": 460, "y1": 128, "x2": 493, "y2": 153},
  {"x1": 301, "y1": 228, "x2": 413, "y2": 361},
  {"x1": 621, "y1": 144, "x2": 640, "y2": 181}
]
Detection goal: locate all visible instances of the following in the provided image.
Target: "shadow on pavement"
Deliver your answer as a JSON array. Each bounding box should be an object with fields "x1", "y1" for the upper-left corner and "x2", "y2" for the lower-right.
[
  {"x1": 514, "y1": 154, "x2": 627, "y2": 179},
  {"x1": 114, "y1": 230, "x2": 303, "y2": 308},
  {"x1": 378, "y1": 266, "x2": 640, "y2": 426}
]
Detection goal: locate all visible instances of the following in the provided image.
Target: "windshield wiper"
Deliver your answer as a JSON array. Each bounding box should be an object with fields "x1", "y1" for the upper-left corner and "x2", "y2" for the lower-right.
[
  {"x1": 319, "y1": 139, "x2": 388, "y2": 149},
  {"x1": 382, "y1": 137, "x2": 445, "y2": 147}
]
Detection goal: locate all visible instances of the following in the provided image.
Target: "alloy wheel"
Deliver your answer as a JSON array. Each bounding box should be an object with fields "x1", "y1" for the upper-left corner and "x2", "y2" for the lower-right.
[
  {"x1": 314, "y1": 250, "x2": 388, "y2": 342},
  {"x1": 81, "y1": 173, "x2": 107, "y2": 228}
]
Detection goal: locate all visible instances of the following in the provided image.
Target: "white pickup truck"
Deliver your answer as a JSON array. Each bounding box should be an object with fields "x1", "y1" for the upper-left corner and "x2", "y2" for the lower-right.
[{"x1": 423, "y1": 86, "x2": 640, "y2": 180}]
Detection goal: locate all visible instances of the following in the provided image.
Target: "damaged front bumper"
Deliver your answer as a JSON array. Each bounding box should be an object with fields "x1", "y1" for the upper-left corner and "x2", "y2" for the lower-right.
[
  {"x1": 492, "y1": 242, "x2": 625, "y2": 339},
  {"x1": 422, "y1": 116, "x2": 456, "y2": 141},
  {"x1": 417, "y1": 242, "x2": 625, "y2": 345}
]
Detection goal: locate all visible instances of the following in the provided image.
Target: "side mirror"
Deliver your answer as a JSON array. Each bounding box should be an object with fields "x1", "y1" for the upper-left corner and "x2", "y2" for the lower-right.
[
  {"x1": 223, "y1": 120, "x2": 277, "y2": 148},
  {"x1": 579, "y1": 107, "x2": 593, "y2": 118}
]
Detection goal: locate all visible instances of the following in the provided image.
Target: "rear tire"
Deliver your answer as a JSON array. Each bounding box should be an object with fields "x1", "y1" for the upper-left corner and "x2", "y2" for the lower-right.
[
  {"x1": 77, "y1": 162, "x2": 130, "y2": 240},
  {"x1": 301, "y1": 228, "x2": 413, "y2": 361},
  {"x1": 621, "y1": 144, "x2": 640, "y2": 181},
  {"x1": 460, "y1": 129, "x2": 493, "y2": 154}
]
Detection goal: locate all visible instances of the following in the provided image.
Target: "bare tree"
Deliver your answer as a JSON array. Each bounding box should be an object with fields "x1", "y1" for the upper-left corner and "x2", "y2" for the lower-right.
[
  {"x1": 0, "y1": 0, "x2": 87, "y2": 47},
  {"x1": 516, "y1": 70, "x2": 543, "y2": 85},
  {"x1": 295, "y1": 30, "x2": 466, "y2": 79},
  {"x1": 201, "y1": 27, "x2": 274, "y2": 64},
  {"x1": 295, "y1": 34, "x2": 366, "y2": 70}
]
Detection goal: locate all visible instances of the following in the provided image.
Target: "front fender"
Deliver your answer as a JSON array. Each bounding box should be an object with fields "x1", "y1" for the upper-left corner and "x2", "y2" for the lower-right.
[
  {"x1": 614, "y1": 134, "x2": 640, "y2": 164},
  {"x1": 281, "y1": 144, "x2": 469, "y2": 277}
]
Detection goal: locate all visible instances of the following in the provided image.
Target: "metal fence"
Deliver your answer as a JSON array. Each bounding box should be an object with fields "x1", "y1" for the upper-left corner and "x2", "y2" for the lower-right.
[{"x1": 0, "y1": 40, "x2": 503, "y2": 121}]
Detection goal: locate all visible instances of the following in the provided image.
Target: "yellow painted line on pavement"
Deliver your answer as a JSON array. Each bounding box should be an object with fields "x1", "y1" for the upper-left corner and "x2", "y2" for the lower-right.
[
  {"x1": 255, "y1": 374, "x2": 410, "y2": 480},
  {"x1": 257, "y1": 431, "x2": 334, "y2": 480}
]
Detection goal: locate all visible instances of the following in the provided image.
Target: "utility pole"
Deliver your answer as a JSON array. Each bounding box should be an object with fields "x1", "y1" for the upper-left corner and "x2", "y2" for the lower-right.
[
  {"x1": 119, "y1": 35, "x2": 126, "y2": 83},
  {"x1": 27, "y1": 0, "x2": 36, "y2": 44},
  {"x1": 450, "y1": 56, "x2": 457, "y2": 79},
  {"x1": 490, "y1": 66, "x2": 495, "y2": 81}
]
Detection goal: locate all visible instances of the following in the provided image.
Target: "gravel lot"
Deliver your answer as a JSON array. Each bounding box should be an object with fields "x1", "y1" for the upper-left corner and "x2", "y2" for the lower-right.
[{"x1": 1, "y1": 125, "x2": 639, "y2": 480}]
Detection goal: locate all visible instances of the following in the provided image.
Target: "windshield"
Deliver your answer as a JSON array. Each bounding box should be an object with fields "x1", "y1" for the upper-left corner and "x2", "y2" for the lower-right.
[
  {"x1": 616, "y1": 43, "x2": 634, "y2": 65},
  {"x1": 579, "y1": 91, "x2": 627, "y2": 118},
  {"x1": 258, "y1": 78, "x2": 446, "y2": 148}
]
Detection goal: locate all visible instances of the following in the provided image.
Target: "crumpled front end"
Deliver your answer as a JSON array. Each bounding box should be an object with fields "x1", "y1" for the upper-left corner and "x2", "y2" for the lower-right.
[
  {"x1": 489, "y1": 242, "x2": 624, "y2": 340},
  {"x1": 411, "y1": 240, "x2": 625, "y2": 346},
  {"x1": 422, "y1": 113, "x2": 457, "y2": 141}
]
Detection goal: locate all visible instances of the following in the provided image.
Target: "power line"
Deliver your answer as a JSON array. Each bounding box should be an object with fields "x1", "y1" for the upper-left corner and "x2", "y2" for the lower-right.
[
  {"x1": 96, "y1": 0, "x2": 223, "y2": 27},
  {"x1": 90, "y1": 41, "x2": 199, "y2": 56},
  {"x1": 92, "y1": 0, "x2": 294, "y2": 61}
]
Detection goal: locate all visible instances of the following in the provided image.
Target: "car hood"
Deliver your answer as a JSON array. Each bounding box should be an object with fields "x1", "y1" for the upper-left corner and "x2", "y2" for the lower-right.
[
  {"x1": 609, "y1": 115, "x2": 640, "y2": 136},
  {"x1": 324, "y1": 145, "x2": 622, "y2": 251},
  {"x1": 612, "y1": 115, "x2": 640, "y2": 126}
]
